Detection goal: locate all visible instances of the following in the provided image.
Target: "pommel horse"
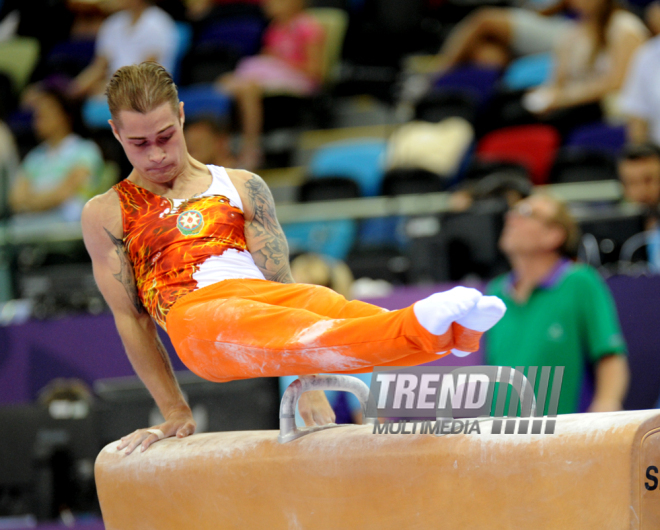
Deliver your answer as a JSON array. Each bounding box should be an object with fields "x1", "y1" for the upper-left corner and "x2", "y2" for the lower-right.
[{"x1": 95, "y1": 375, "x2": 660, "y2": 529}]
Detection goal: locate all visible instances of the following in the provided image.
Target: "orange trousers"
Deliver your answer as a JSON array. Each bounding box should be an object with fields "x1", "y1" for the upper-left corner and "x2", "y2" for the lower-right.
[{"x1": 166, "y1": 279, "x2": 481, "y2": 383}]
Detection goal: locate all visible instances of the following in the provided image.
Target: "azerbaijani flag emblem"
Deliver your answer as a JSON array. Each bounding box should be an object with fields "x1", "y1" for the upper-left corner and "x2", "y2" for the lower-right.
[{"x1": 176, "y1": 210, "x2": 204, "y2": 236}]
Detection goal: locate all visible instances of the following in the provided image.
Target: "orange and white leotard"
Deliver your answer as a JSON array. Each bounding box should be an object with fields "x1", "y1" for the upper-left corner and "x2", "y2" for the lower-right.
[
  {"x1": 113, "y1": 165, "x2": 265, "y2": 329},
  {"x1": 113, "y1": 165, "x2": 483, "y2": 383}
]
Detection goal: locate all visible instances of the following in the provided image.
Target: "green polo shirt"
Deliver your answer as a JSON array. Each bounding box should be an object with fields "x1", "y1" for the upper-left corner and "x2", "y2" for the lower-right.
[{"x1": 485, "y1": 261, "x2": 627, "y2": 415}]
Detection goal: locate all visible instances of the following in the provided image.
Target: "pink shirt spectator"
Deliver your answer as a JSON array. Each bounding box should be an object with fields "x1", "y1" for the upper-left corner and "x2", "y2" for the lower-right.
[{"x1": 262, "y1": 13, "x2": 324, "y2": 71}]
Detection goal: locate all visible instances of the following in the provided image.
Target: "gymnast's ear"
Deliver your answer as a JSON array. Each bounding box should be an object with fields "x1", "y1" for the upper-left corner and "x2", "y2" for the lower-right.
[{"x1": 109, "y1": 117, "x2": 121, "y2": 143}]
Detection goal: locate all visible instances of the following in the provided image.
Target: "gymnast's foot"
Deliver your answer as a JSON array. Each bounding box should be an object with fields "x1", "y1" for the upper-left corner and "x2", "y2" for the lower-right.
[
  {"x1": 451, "y1": 296, "x2": 506, "y2": 357},
  {"x1": 413, "y1": 286, "x2": 482, "y2": 336}
]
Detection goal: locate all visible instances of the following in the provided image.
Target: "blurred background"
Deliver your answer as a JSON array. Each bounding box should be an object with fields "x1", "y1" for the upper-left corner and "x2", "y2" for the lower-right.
[{"x1": 2, "y1": 0, "x2": 660, "y2": 526}]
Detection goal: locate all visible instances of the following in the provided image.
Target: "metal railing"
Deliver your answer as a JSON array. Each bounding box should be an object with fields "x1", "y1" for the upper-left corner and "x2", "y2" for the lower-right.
[{"x1": 0, "y1": 179, "x2": 624, "y2": 245}]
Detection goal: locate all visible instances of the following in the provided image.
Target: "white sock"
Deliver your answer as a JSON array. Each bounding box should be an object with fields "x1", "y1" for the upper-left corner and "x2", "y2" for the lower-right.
[
  {"x1": 451, "y1": 296, "x2": 507, "y2": 357},
  {"x1": 413, "y1": 286, "x2": 482, "y2": 336}
]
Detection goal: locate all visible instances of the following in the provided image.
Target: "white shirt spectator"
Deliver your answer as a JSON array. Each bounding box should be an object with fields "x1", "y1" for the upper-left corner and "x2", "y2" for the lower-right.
[
  {"x1": 620, "y1": 36, "x2": 660, "y2": 146},
  {"x1": 562, "y1": 10, "x2": 649, "y2": 82},
  {"x1": 96, "y1": 5, "x2": 177, "y2": 76}
]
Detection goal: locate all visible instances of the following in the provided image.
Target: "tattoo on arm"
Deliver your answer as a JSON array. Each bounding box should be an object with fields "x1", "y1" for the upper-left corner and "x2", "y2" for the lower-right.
[
  {"x1": 104, "y1": 228, "x2": 143, "y2": 313},
  {"x1": 244, "y1": 174, "x2": 294, "y2": 283}
]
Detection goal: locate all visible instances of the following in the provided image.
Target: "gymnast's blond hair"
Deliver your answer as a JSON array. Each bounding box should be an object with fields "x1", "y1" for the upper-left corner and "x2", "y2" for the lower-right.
[{"x1": 105, "y1": 62, "x2": 179, "y2": 124}]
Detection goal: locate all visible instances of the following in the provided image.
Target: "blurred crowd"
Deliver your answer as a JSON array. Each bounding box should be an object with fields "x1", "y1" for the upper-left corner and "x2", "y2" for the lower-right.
[{"x1": 0, "y1": 0, "x2": 659, "y2": 295}]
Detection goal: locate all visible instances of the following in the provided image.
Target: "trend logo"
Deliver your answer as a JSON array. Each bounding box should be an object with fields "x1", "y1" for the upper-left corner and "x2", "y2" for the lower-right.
[{"x1": 368, "y1": 366, "x2": 564, "y2": 435}]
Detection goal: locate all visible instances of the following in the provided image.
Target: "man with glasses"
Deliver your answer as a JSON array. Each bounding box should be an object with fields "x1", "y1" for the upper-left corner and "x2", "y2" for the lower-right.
[{"x1": 485, "y1": 194, "x2": 629, "y2": 414}]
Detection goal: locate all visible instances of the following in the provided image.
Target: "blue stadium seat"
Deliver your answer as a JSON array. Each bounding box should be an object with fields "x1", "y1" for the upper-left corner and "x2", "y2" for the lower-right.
[
  {"x1": 83, "y1": 85, "x2": 232, "y2": 129},
  {"x1": 358, "y1": 217, "x2": 406, "y2": 249},
  {"x1": 282, "y1": 219, "x2": 357, "y2": 260},
  {"x1": 173, "y1": 22, "x2": 193, "y2": 83},
  {"x1": 46, "y1": 38, "x2": 95, "y2": 77},
  {"x1": 197, "y1": 16, "x2": 265, "y2": 57},
  {"x1": 502, "y1": 53, "x2": 554, "y2": 91},
  {"x1": 308, "y1": 139, "x2": 387, "y2": 197},
  {"x1": 178, "y1": 84, "x2": 232, "y2": 121},
  {"x1": 82, "y1": 97, "x2": 112, "y2": 129},
  {"x1": 565, "y1": 122, "x2": 626, "y2": 156},
  {"x1": 432, "y1": 65, "x2": 500, "y2": 107}
]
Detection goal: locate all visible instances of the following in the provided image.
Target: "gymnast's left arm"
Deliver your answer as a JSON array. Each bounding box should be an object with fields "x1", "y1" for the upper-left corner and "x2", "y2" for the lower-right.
[
  {"x1": 231, "y1": 169, "x2": 295, "y2": 284},
  {"x1": 229, "y1": 169, "x2": 336, "y2": 426}
]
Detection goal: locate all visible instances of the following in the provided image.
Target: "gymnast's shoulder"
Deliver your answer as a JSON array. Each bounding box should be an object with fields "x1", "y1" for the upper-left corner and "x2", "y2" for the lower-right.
[
  {"x1": 81, "y1": 186, "x2": 123, "y2": 241},
  {"x1": 224, "y1": 167, "x2": 269, "y2": 191},
  {"x1": 223, "y1": 167, "x2": 275, "y2": 216}
]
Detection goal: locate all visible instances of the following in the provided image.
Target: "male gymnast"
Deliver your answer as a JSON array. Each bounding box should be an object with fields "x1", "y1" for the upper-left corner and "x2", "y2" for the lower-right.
[{"x1": 82, "y1": 62, "x2": 506, "y2": 454}]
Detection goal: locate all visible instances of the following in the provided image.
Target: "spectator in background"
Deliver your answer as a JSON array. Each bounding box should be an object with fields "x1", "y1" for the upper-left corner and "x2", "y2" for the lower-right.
[
  {"x1": 486, "y1": 194, "x2": 629, "y2": 414},
  {"x1": 290, "y1": 252, "x2": 354, "y2": 298},
  {"x1": 215, "y1": 0, "x2": 325, "y2": 170},
  {"x1": 183, "y1": 117, "x2": 237, "y2": 168},
  {"x1": 0, "y1": 121, "x2": 17, "y2": 302},
  {"x1": 619, "y1": 8, "x2": 660, "y2": 145},
  {"x1": 280, "y1": 253, "x2": 369, "y2": 425},
  {"x1": 425, "y1": 0, "x2": 572, "y2": 73},
  {"x1": 70, "y1": 0, "x2": 177, "y2": 98},
  {"x1": 398, "y1": 0, "x2": 571, "y2": 108},
  {"x1": 9, "y1": 87, "x2": 103, "y2": 225},
  {"x1": 0, "y1": 120, "x2": 19, "y2": 214},
  {"x1": 618, "y1": 143, "x2": 660, "y2": 270},
  {"x1": 522, "y1": 0, "x2": 648, "y2": 121},
  {"x1": 619, "y1": 143, "x2": 660, "y2": 217}
]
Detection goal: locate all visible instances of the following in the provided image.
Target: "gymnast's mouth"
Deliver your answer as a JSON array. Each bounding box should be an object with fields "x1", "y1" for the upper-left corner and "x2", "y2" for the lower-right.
[{"x1": 148, "y1": 164, "x2": 173, "y2": 172}]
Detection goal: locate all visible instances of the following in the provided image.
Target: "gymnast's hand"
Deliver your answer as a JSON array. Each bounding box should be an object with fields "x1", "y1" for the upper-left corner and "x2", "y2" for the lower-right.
[
  {"x1": 117, "y1": 406, "x2": 197, "y2": 455},
  {"x1": 298, "y1": 390, "x2": 336, "y2": 426}
]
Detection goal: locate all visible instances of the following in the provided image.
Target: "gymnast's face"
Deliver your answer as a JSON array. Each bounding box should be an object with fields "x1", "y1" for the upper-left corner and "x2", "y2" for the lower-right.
[
  {"x1": 499, "y1": 196, "x2": 565, "y2": 257},
  {"x1": 111, "y1": 102, "x2": 188, "y2": 185}
]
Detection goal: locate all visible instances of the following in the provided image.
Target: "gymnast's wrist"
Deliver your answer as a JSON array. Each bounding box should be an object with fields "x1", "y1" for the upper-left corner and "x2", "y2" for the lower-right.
[{"x1": 164, "y1": 402, "x2": 193, "y2": 419}]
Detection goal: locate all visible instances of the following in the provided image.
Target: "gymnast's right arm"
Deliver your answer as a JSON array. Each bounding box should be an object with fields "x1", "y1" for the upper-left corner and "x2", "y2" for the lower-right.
[{"x1": 81, "y1": 191, "x2": 196, "y2": 454}]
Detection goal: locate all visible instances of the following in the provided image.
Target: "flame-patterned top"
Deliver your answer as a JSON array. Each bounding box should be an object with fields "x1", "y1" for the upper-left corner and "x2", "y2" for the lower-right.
[{"x1": 112, "y1": 166, "x2": 265, "y2": 329}]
